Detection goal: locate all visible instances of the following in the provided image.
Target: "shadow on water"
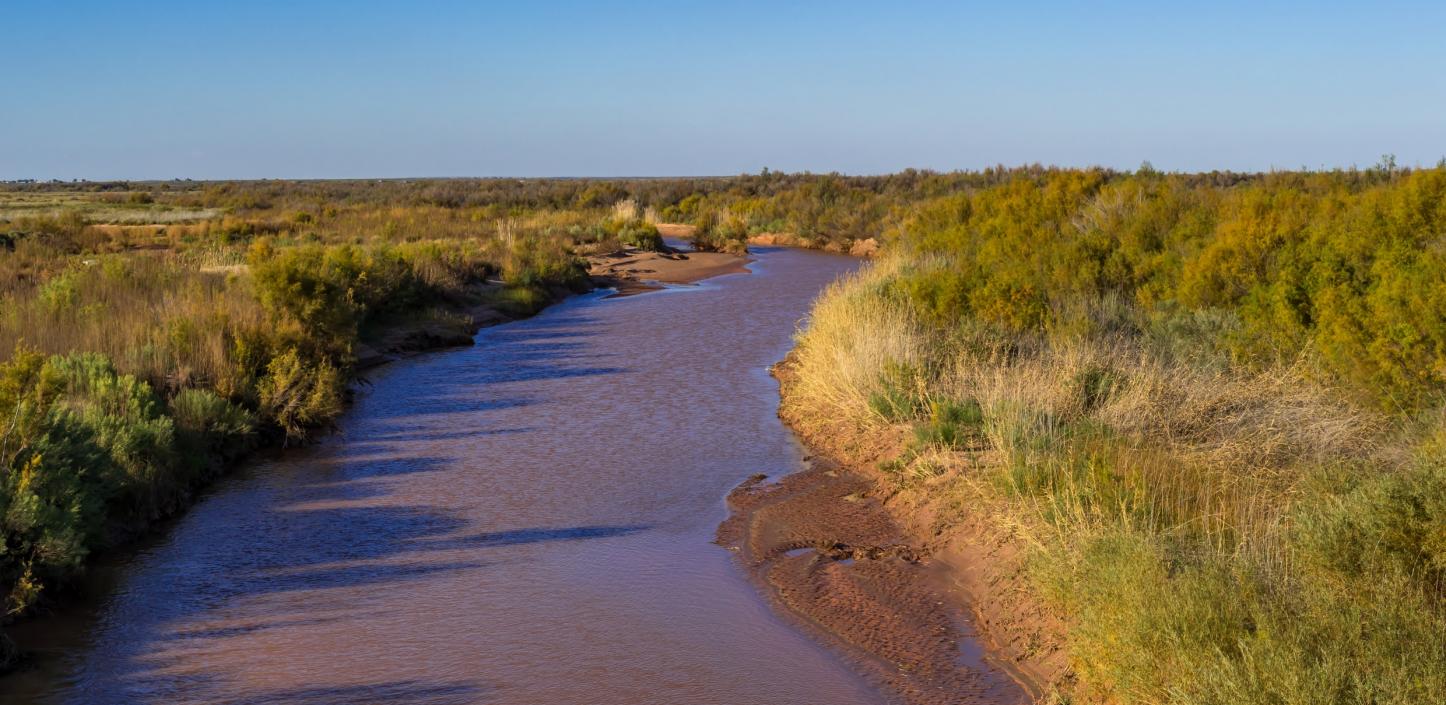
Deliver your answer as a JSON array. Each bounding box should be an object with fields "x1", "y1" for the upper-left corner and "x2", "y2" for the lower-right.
[
  {"x1": 3, "y1": 251, "x2": 885, "y2": 705},
  {"x1": 114, "y1": 469, "x2": 651, "y2": 621},
  {"x1": 5, "y1": 305, "x2": 642, "y2": 703},
  {"x1": 350, "y1": 428, "x2": 539, "y2": 444},
  {"x1": 357, "y1": 310, "x2": 629, "y2": 421},
  {"x1": 209, "y1": 680, "x2": 490, "y2": 705},
  {"x1": 106, "y1": 676, "x2": 492, "y2": 705},
  {"x1": 411, "y1": 526, "x2": 648, "y2": 551},
  {"x1": 80, "y1": 497, "x2": 647, "y2": 703}
]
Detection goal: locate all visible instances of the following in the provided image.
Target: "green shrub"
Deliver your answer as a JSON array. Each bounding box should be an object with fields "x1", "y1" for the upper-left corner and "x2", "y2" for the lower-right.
[
  {"x1": 1294, "y1": 459, "x2": 1446, "y2": 585},
  {"x1": 0, "y1": 351, "x2": 182, "y2": 614},
  {"x1": 44, "y1": 353, "x2": 179, "y2": 513},
  {"x1": 889, "y1": 167, "x2": 1446, "y2": 408},
  {"x1": 494, "y1": 233, "x2": 589, "y2": 293},
  {"x1": 912, "y1": 398, "x2": 984, "y2": 448},
  {"x1": 608, "y1": 218, "x2": 664, "y2": 251},
  {"x1": 890, "y1": 266, "x2": 974, "y2": 325},
  {"x1": 257, "y1": 348, "x2": 343, "y2": 441},
  {"x1": 867, "y1": 360, "x2": 924, "y2": 421},
  {"x1": 169, "y1": 388, "x2": 255, "y2": 461},
  {"x1": 691, "y1": 212, "x2": 750, "y2": 254}
]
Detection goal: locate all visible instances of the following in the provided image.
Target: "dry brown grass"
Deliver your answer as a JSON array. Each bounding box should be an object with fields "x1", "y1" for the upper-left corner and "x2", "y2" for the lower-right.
[
  {"x1": 783, "y1": 256, "x2": 929, "y2": 433},
  {"x1": 786, "y1": 256, "x2": 1442, "y2": 703},
  {"x1": 0, "y1": 256, "x2": 268, "y2": 397}
]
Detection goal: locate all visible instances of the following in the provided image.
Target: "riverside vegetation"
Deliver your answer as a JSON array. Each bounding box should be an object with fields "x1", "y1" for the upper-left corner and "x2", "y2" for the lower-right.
[
  {"x1": 3, "y1": 167, "x2": 1444, "y2": 703},
  {"x1": 784, "y1": 163, "x2": 1446, "y2": 703},
  {"x1": 0, "y1": 172, "x2": 881, "y2": 637},
  {"x1": 0, "y1": 183, "x2": 672, "y2": 635}
]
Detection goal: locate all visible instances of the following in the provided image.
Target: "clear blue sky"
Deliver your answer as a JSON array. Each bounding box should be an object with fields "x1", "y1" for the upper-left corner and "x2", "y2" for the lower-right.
[{"x1": 4, "y1": 1, "x2": 1443, "y2": 179}]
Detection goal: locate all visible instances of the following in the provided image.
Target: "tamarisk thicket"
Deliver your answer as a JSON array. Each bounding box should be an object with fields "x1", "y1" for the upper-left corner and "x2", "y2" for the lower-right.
[{"x1": 784, "y1": 164, "x2": 1446, "y2": 704}]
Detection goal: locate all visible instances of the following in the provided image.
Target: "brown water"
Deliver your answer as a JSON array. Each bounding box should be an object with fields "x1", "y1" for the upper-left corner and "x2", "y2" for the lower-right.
[{"x1": 3, "y1": 246, "x2": 884, "y2": 705}]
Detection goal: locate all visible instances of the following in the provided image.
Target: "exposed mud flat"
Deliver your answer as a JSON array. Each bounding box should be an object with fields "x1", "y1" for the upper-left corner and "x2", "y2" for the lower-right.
[
  {"x1": 588, "y1": 247, "x2": 752, "y2": 296},
  {"x1": 718, "y1": 459, "x2": 1031, "y2": 705},
  {"x1": 717, "y1": 355, "x2": 1076, "y2": 704}
]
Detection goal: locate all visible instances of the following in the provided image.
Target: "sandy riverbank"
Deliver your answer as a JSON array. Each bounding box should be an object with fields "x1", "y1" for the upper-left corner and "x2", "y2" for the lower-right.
[
  {"x1": 717, "y1": 355, "x2": 1070, "y2": 705},
  {"x1": 588, "y1": 247, "x2": 753, "y2": 296}
]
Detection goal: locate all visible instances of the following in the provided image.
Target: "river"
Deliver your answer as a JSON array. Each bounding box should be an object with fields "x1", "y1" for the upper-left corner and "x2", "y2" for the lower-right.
[{"x1": 2, "y1": 246, "x2": 882, "y2": 705}]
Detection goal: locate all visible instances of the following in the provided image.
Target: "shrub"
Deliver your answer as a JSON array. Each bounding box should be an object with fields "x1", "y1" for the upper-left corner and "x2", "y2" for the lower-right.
[
  {"x1": 784, "y1": 180, "x2": 1446, "y2": 701},
  {"x1": 1295, "y1": 458, "x2": 1446, "y2": 585},
  {"x1": 257, "y1": 348, "x2": 344, "y2": 441},
  {"x1": 493, "y1": 231, "x2": 589, "y2": 293},
  {"x1": 169, "y1": 387, "x2": 255, "y2": 461},
  {"x1": 912, "y1": 398, "x2": 984, "y2": 449},
  {"x1": 691, "y1": 211, "x2": 750, "y2": 254},
  {"x1": 44, "y1": 353, "x2": 179, "y2": 513},
  {"x1": 615, "y1": 220, "x2": 664, "y2": 251},
  {"x1": 0, "y1": 351, "x2": 181, "y2": 615},
  {"x1": 597, "y1": 201, "x2": 665, "y2": 251}
]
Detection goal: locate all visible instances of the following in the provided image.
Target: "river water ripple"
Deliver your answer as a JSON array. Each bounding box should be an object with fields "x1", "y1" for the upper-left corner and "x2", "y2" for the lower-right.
[{"x1": 3, "y1": 246, "x2": 880, "y2": 705}]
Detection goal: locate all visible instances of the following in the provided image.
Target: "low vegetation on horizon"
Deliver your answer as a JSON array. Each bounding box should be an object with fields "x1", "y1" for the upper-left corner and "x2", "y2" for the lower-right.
[{"x1": 3, "y1": 166, "x2": 1444, "y2": 703}]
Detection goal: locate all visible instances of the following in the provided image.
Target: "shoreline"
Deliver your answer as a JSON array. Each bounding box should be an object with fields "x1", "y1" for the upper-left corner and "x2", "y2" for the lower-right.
[
  {"x1": 587, "y1": 246, "x2": 754, "y2": 297},
  {"x1": 716, "y1": 354, "x2": 1067, "y2": 705},
  {"x1": 0, "y1": 246, "x2": 753, "y2": 674}
]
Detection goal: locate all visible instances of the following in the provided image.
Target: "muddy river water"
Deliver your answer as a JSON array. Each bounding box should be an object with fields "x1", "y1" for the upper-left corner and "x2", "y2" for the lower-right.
[{"x1": 2, "y1": 246, "x2": 886, "y2": 704}]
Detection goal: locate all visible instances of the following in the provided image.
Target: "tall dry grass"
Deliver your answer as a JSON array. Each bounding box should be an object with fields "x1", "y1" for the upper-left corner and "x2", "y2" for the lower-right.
[
  {"x1": 786, "y1": 257, "x2": 1446, "y2": 704},
  {"x1": 0, "y1": 256, "x2": 267, "y2": 398},
  {"x1": 0, "y1": 206, "x2": 594, "y2": 621},
  {"x1": 784, "y1": 256, "x2": 930, "y2": 434},
  {"x1": 610, "y1": 198, "x2": 641, "y2": 223}
]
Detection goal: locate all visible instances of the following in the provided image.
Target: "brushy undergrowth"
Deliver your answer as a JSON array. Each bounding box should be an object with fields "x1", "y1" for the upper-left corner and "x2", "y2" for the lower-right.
[
  {"x1": 0, "y1": 198, "x2": 590, "y2": 619},
  {"x1": 786, "y1": 166, "x2": 1446, "y2": 704},
  {"x1": 691, "y1": 209, "x2": 751, "y2": 254}
]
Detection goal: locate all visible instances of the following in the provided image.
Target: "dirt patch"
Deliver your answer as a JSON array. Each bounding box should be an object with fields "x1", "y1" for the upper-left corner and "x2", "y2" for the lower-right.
[
  {"x1": 655, "y1": 223, "x2": 696, "y2": 239},
  {"x1": 718, "y1": 462, "x2": 1032, "y2": 705},
  {"x1": 588, "y1": 247, "x2": 751, "y2": 297},
  {"x1": 717, "y1": 357, "x2": 1071, "y2": 704}
]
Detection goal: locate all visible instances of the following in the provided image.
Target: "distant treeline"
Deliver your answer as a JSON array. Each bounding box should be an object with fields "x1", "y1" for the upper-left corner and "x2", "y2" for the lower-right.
[{"x1": 4, "y1": 167, "x2": 1309, "y2": 250}]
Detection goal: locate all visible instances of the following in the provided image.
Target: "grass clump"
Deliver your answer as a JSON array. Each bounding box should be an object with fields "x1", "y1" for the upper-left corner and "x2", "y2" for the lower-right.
[
  {"x1": 912, "y1": 398, "x2": 984, "y2": 449},
  {"x1": 691, "y1": 210, "x2": 750, "y2": 254},
  {"x1": 601, "y1": 199, "x2": 665, "y2": 251},
  {"x1": 867, "y1": 360, "x2": 926, "y2": 422},
  {"x1": 0, "y1": 351, "x2": 173, "y2": 614}
]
